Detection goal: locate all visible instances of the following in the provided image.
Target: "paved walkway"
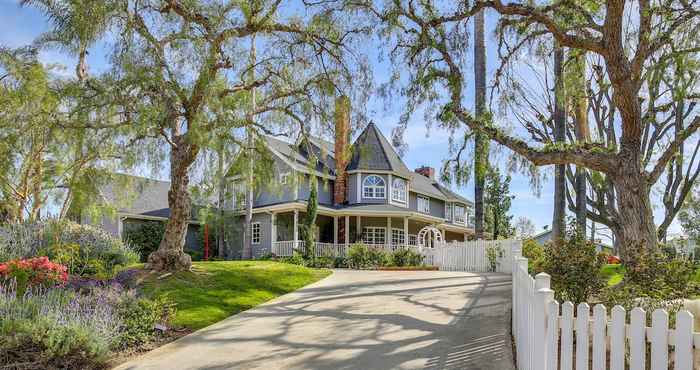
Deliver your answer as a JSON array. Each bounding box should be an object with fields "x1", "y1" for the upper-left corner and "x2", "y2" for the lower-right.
[{"x1": 115, "y1": 270, "x2": 514, "y2": 370}]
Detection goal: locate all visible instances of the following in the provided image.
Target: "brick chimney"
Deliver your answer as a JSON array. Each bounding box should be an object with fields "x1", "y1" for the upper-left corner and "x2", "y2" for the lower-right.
[
  {"x1": 334, "y1": 95, "x2": 351, "y2": 205},
  {"x1": 415, "y1": 166, "x2": 435, "y2": 180}
]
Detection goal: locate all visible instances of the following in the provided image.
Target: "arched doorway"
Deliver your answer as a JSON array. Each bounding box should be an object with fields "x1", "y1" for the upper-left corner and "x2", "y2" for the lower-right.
[{"x1": 417, "y1": 226, "x2": 444, "y2": 249}]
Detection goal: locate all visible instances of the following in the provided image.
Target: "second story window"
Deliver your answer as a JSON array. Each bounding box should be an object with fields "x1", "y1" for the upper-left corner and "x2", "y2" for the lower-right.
[
  {"x1": 279, "y1": 172, "x2": 291, "y2": 185},
  {"x1": 392, "y1": 178, "x2": 406, "y2": 203},
  {"x1": 445, "y1": 203, "x2": 453, "y2": 221},
  {"x1": 418, "y1": 196, "x2": 430, "y2": 214},
  {"x1": 363, "y1": 175, "x2": 386, "y2": 199},
  {"x1": 454, "y1": 204, "x2": 466, "y2": 224},
  {"x1": 232, "y1": 182, "x2": 247, "y2": 210}
]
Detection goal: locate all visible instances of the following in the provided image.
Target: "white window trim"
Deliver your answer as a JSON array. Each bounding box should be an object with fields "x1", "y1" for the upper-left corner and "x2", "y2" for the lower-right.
[
  {"x1": 391, "y1": 228, "x2": 406, "y2": 246},
  {"x1": 391, "y1": 177, "x2": 407, "y2": 204},
  {"x1": 251, "y1": 222, "x2": 261, "y2": 245},
  {"x1": 417, "y1": 195, "x2": 430, "y2": 214},
  {"x1": 363, "y1": 175, "x2": 386, "y2": 199},
  {"x1": 232, "y1": 182, "x2": 247, "y2": 210},
  {"x1": 279, "y1": 172, "x2": 291, "y2": 185},
  {"x1": 454, "y1": 204, "x2": 466, "y2": 224},
  {"x1": 363, "y1": 226, "x2": 386, "y2": 245}
]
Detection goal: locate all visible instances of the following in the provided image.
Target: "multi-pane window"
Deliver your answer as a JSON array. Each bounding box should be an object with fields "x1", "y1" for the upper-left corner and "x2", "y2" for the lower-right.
[
  {"x1": 454, "y1": 204, "x2": 466, "y2": 224},
  {"x1": 232, "y1": 182, "x2": 247, "y2": 210},
  {"x1": 391, "y1": 229, "x2": 405, "y2": 246},
  {"x1": 362, "y1": 227, "x2": 386, "y2": 245},
  {"x1": 363, "y1": 175, "x2": 386, "y2": 199},
  {"x1": 251, "y1": 222, "x2": 261, "y2": 244},
  {"x1": 408, "y1": 234, "x2": 418, "y2": 246},
  {"x1": 417, "y1": 196, "x2": 430, "y2": 214},
  {"x1": 392, "y1": 178, "x2": 407, "y2": 203},
  {"x1": 279, "y1": 172, "x2": 291, "y2": 185},
  {"x1": 445, "y1": 203, "x2": 453, "y2": 221}
]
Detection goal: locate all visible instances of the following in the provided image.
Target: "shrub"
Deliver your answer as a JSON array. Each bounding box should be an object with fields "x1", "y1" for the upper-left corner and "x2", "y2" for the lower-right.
[
  {"x1": 117, "y1": 294, "x2": 173, "y2": 348},
  {"x1": 305, "y1": 257, "x2": 335, "y2": 268},
  {"x1": 122, "y1": 221, "x2": 165, "y2": 262},
  {"x1": 347, "y1": 243, "x2": 370, "y2": 269},
  {"x1": 0, "y1": 257, "x2": 68, "y2": 294},
  {"x1": 534, "y1": 223, "x2": 606, "y2": 303},
  {"x1": 390, "y1": 248, "x2": 424, "y2": 267},
  {"x1": 0, "y1": 219, "x2": 138, "y2": 278},
  {"x1": 0, "y1": 282, "x2": 121, "y2": 369},
  {"x1": 486, "y1": 245, "x2": 505, "y2": 272},
  {"x1": 0, "y1": 280, "x2": 171, "y2": 368},
  {"x1": 279, "y1": 253, "x2": 306, "y2": 266}
]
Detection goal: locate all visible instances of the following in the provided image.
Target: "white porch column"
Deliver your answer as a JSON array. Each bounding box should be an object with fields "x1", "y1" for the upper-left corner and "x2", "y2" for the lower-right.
[
  {"x1": 345, "y1": 215, "x2": 350, "y2": 246},
  {"x1": 333, "y1": 216, "x2": 338, "y2": 246},
  {"x1": 293, "y1": 210, "x2": 299, "y2": 249},
  {"x1": 271, "y1": 212, "x2": 277, "y2": 251},
  {"x1": 464, "y1": 232, "x2": 468, "y2": 242},
  {"x1": 387, "y1": 217, "x2": 391, "y2": 248},
  {"x1": 403, "y1": 217, "x2": 409, "y2": 247},
  {"x1": 357, "y1": 216, "x2": 361, "y2": 240}
]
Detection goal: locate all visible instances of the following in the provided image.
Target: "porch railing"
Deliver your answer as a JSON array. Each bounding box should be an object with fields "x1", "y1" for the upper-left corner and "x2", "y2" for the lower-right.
[{"x1": 271, "y1": 241, "x2": 419, "y2": 257}]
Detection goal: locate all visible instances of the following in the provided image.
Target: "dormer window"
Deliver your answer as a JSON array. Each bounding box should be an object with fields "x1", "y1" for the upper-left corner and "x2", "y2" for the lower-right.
[
  {"x1": 392, "y1": 178, "x2": 406, "y2": 203},
  {"x1": 363, "y1": 175, "x2": 386, "y2": 199}
]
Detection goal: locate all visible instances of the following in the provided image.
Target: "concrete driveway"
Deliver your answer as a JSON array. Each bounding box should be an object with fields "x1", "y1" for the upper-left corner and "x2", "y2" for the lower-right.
[{"x1": 115, "y1": 270, "x2": 514, "y2": 370}]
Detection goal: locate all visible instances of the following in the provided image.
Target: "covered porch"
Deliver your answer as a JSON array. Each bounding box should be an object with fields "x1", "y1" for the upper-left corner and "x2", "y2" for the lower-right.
[{"x1": 270, "y1": 210, "x2": 471, "y2": 257}]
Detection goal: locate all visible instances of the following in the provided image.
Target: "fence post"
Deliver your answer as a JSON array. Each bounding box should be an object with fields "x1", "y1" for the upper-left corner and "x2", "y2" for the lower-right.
[{"x1": 534, "y1": 273, "x2": 553, "y2": 370}]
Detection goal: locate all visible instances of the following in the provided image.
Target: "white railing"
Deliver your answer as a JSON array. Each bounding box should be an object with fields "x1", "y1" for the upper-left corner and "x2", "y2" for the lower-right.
[
  {"x1": 421, "y1": 239, "x2": 521, "y2": 273},
  {"x1": 513, "y1": 255, "x2": 699, "y2": 370},
  {"x1": 271, "y1": 241, "x2": 418, "y2": 257}
]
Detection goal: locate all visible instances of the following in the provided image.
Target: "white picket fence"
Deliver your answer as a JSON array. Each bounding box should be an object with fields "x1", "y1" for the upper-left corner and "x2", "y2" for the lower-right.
[
  {"x1": 513, "y1": 255, "x2": 699, "y2": 370},
  {"x1": 422, "y1": 239, "x2": 521, "y2": 273}
]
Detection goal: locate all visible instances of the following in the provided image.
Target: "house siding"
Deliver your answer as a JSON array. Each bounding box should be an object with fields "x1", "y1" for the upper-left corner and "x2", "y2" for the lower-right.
[
  {"x1": 253, "y1": 157, "x2": 297, "y2": 207},
  {"x1": 297, "y1": 175, "x2": 333, "y2": 205},
  {"x1": 409, "y1": 192, "x2": 445, "y2": 219}
]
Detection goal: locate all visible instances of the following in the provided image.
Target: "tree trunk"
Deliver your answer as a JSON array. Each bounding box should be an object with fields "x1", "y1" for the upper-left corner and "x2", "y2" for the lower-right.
[
  {"x1": 217, "y1": 148, "x2": 226, "y2": 259},
  {"x1": 242, "y1": 34, "x2": 257, "y2": 260},
  {"x1": 473, "y1": 9, "x2": 488, "y2": 240},
  {"x1": 572, "y1": 52, "x2": 589, "y2": 235},
  {"x1": 147, "y1": 136, "x2": 196, "y2": 271},
  {"x1": 612, "y1": 169, "x2": 658, "y2": 263},
  {"x1": 76, "y1": 47, "x2": 87, "y2": 82},
  {"x1": 552, "y1": 45, "x2": 566, "y2": 240}
]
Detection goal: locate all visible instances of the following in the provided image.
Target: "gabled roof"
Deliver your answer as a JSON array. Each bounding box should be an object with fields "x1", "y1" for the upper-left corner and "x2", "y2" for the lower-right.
[
  {"x1": 264, "y1": 135, "x2": 336, "y2": 176},
  {"x1": 346, "y1": 123, "x2": 412, "y2": 178},
  {"x1": 434, "y1": 183, "x2": 473, "y2": 205}
]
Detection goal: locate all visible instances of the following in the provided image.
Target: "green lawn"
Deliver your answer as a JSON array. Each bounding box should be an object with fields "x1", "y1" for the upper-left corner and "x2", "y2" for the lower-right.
[
  {"x1": 600, "y1": 264, "x2": 625, "y2": 286},
  {"x1": 138, "y1": 261, "x2": 331, "y2": 330}
]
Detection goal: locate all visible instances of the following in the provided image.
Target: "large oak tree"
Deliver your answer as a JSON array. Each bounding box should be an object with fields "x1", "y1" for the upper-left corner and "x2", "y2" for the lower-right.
[{"x1": 361, "y1": 0, "x2": 700, "y2": 262}]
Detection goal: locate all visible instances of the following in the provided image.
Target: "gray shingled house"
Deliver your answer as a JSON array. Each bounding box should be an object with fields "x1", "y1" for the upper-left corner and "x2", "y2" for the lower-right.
[
  {"x1": 85, "y1": 121, "x2": 475, "y2": 259},
  {"x1": 228, "y1": 121, "x2": 475, "y2": 258}
]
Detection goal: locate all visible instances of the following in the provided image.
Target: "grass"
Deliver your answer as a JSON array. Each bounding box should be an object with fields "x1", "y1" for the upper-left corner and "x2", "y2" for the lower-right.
[
  {"x1": 600, "y1": 264, "x2": 625, "y2": 286},
  {"x1": 138, "y1": 261, "x2": 331, "y2": 330}
]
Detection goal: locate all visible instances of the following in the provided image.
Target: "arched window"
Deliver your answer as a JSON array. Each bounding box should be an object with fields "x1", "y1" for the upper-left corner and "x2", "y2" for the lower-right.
[{"x1": 363, "y1": 175, "x2": 386, "y2": 199}]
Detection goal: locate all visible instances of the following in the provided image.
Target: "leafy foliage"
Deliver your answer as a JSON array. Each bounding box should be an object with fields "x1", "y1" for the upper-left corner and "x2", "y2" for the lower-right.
[
  {"x1": 0, "y1": 219, "x2": 138, "y2": 278},
  {"x1": 484, "y1": 168, "x2": 514, "y2": 239},
  {"x1": 0, "y1": 257, "x2": 68, "y2": 294},
  {"x1": 0, "y1": 281, "x2": 170, "y2": 369},
  {"x1": 534, "y1": 222, "x2": 606, "y2": 303},
  {"x1": 123, "y1": 221, "x2": 166, "y2": 263}
]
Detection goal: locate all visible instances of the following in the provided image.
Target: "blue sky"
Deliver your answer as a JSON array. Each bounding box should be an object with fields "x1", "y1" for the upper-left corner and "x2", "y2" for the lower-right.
[{"x1": 0, "y1": 0, "x2": 681, "y2": 237}]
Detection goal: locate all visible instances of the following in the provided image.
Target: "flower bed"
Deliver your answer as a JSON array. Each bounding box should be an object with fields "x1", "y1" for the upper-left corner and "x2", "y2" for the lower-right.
[
  {"x1": 0, "y1": 279, "x2": 172, "y2": 369},
  {"x1": 0, "y1": 256, "x2": 68, "y2": 293}
]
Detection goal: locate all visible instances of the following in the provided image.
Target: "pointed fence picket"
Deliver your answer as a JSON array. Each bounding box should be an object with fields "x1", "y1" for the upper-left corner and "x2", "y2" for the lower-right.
[{"x1": 512, "y1": 254, "x2": 700, "y2": 370}]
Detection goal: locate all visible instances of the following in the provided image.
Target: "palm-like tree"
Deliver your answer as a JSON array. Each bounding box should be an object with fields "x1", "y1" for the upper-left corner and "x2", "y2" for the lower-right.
[{"x1": 21, "y1": 0, "x2": 113, "y2": 81}]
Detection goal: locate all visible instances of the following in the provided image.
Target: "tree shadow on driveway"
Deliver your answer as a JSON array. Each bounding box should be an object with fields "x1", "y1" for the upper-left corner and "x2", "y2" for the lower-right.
[{"x1": 115, "y1": 271, "x2": 514, "y2": 370}]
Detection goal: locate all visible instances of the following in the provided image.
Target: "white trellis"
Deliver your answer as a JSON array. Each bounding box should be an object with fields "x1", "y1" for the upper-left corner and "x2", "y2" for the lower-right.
[{"x1": 417, "y1": 226, "x2": 444, "y2": 249}]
